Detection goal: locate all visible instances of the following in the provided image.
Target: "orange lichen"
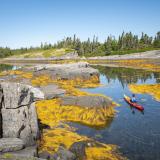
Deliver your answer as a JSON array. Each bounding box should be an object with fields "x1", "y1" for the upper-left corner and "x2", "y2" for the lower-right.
[{"x1": 129, "y1": 84, "x2": 160, "y2": 101}]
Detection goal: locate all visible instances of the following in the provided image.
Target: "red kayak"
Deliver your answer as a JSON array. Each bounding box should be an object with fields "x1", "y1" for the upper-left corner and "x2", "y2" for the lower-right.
[{"x1": 124, "y1": 94, "x2": 144, "y2": 111}]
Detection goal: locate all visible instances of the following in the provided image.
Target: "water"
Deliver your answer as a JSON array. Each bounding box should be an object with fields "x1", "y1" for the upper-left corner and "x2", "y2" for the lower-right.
[{"x1": 70, "y1": 66, "x2": 160, "y2": 160}]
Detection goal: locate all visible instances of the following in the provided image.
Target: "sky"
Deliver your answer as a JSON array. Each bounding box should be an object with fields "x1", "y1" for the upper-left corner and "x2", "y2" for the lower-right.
[{"x1": 0, "y1": 0, "x2": 160, "y2": 49}]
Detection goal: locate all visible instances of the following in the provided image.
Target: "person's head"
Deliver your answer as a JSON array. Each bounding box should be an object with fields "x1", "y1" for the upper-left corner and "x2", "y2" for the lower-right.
[{"x1": 132, "y1": 94, "x2": 135, "y2": 97}]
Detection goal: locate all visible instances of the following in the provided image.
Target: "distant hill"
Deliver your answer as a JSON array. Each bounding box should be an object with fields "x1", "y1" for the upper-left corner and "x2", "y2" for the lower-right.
[{"x1": 8, "y1": 48, "x2": 75, "y2": 58}]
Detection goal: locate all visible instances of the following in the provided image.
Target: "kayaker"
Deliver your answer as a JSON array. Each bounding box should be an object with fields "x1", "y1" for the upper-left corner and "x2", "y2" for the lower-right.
[{"x1": 131, "y1": 94, "x2": 137, "y2": 103}]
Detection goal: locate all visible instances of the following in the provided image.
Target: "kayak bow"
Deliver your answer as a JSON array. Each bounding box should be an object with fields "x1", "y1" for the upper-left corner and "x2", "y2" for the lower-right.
[{"x1": 124, "y1": 94, "x2": 144, "y2": 111}]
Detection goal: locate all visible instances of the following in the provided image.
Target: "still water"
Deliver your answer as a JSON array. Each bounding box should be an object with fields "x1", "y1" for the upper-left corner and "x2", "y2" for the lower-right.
[{"x1": 70, "y1": 66, "x2": 160, "y2": 160}]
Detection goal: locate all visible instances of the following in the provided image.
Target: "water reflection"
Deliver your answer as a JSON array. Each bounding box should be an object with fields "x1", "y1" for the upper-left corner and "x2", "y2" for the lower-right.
[
  {"x1": 128, "y1": 106, "x2": 144, "y2": 115},
  {"x1": 74, "y1": 66, "x2": 160, "y2": 160},
  {"x1": 93, "y1": 66, "x2": 160, "y2": 86}
]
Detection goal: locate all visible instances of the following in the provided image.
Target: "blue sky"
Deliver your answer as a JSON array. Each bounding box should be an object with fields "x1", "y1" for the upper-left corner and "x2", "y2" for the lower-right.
[{"x1": 0, "y1": 0, "x2": 160, "y2": 49}]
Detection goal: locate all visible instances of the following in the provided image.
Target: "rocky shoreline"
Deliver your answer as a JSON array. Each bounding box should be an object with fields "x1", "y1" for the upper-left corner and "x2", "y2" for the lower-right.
[
  {"x1": 0, "y1": 50, "x2": 159, "y2": 64},
  {"x1": 0, "y1": 62, "x2": 124, "y2": 160}
]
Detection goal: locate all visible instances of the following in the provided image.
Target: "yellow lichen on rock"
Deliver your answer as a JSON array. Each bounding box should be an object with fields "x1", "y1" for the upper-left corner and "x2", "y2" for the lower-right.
[
  {"x1": 36, "y1": 99, "x2": 115, "y2": 128},
  {"x1": 129, "y1": 84, "x2": 160, "y2": 101}
]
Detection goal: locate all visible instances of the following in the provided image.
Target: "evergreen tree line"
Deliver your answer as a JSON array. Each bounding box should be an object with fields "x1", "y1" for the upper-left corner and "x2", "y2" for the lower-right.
[
  {"x1": 53, "y1": 31, "x2": 160, "y2": 56},
  {"x1": 0, "y1": 31, "x2": 160, "y2": 58}
]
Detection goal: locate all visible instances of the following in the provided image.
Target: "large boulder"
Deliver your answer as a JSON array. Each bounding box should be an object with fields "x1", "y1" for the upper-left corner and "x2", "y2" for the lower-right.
[
  {"x1": 33, "y1": 62, "x2": 99, "y2": 80},
  {"x1": 0, "y1": 82, "x2": 44, "y2": 146},
  {"x1": 60, "y1": 95, "x2": 113, "y2": 108}
]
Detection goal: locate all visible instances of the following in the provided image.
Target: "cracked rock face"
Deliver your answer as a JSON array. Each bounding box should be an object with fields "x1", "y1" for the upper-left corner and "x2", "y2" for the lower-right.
[{"x1": 0, "y1": 82, "x2": 44, "y2": 147}]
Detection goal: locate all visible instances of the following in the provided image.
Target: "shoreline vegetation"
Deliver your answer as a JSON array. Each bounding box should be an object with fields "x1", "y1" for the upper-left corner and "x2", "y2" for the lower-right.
[{"x1": 0, "y1": 31, "x2": 160, "y2": 58}]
